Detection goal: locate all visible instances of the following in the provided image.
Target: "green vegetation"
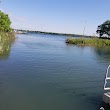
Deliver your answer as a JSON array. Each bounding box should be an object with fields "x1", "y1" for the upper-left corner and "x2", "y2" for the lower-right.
[
  {"x1": 0, "y1": 10, "x2": 15, "y2": 55},
  {"x1": 0, "y1": 32, "x2": 15, "y2": 56},
  {"x1": 66, "y1": 38, "x2": 110, "y2": 47},
  {"x1": 97, "y1": 20, "x2": 110, "y2": 38},
  {"x1": 66, "y1": 20, "x2": 110, "y2": 47},
  {"x1": 0, "y1": 11, "x2": 12, "y2": 32}
]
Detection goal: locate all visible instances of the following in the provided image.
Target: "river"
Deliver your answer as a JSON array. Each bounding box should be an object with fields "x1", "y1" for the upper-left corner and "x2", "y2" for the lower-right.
[{"x1": 0, "y1": 33, "x2": 110, "y2": 110}]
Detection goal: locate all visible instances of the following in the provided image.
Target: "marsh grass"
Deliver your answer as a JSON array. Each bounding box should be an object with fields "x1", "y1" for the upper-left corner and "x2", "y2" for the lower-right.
[
  {"x1": 0, "y1": 32, "x2": 15, "y2": 55},
  {"x1": 0, "y1": 32, "x2": 15, "y2": 42},
  {"x1": 66, "y1": 38, "x2": 110, "y2": 47}
]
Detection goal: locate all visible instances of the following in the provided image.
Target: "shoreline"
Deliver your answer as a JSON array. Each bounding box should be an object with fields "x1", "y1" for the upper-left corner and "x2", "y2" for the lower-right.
[{"x1": 13, "y1": 29, "x2": 96, "y2": 38}]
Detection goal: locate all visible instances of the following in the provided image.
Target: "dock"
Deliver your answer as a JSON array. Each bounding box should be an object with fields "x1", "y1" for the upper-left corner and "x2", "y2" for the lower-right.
[{"x1": 103, "y1": 65, "x2": 110, "y2": 107}]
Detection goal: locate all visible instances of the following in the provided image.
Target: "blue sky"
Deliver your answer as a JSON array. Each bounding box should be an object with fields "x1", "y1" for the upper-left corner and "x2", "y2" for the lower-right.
[{"x1": 0, "y1": 0, "x2": 110, "y2": 35}]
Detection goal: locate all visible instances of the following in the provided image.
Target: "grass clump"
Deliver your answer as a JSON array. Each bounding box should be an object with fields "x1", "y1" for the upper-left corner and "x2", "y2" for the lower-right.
[{"x1": 66, "y1": 38, "x2": 110, "y2": 47}]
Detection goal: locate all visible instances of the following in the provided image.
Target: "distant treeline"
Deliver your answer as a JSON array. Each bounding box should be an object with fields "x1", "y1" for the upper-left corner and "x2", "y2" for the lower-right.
[{"x1": 13, "y1": 29, "x2": 96, "y2": 38}]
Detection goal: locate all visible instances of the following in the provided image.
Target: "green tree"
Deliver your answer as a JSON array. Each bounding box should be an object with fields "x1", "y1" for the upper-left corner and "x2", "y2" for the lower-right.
[
  {"x1": 0, "y1": 11, "x2": 12, "y2": 32},
  {"x1": 96, "y1": 20, "x2": 110, "y2": 37}
]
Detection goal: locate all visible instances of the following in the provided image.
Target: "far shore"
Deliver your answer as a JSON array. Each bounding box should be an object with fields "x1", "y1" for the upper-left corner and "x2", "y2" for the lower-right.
[{"x1": 13, "y1": 29, "x2": 96, "y2": 38}]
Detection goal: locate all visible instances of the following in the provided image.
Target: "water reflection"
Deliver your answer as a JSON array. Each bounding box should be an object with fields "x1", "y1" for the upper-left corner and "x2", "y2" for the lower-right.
[{"x1": 94, "y1": 46, "x2": 110, "y2": 63}]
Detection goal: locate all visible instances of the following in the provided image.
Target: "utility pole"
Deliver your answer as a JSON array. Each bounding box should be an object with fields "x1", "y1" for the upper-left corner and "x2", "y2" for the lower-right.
[{"x1": 83, "y1": 20, "x2": 86, "y2": 36}]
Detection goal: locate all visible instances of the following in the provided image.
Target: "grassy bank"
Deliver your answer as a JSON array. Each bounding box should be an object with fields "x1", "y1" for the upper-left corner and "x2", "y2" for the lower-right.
[
  {"x1": 0, "y1": 32, "x2": 16, "y2": 55},
  {"x1": 0, "y1": 32, "x2": 15, "y2": 42},
  {"x1": 66, "y1": 38, "x2": 110, "y2": 47}
]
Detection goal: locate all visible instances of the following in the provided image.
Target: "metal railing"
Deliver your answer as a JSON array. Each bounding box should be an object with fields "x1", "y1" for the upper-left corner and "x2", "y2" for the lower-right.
[{"x1": 104, "y1": 65, "x2": 110, "y2": 90}]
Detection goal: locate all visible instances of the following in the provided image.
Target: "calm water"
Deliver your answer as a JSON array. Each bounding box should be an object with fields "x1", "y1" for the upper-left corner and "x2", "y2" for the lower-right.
[{"x1": 0, "y1": 33, "x2": 110, "y2": 110}]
